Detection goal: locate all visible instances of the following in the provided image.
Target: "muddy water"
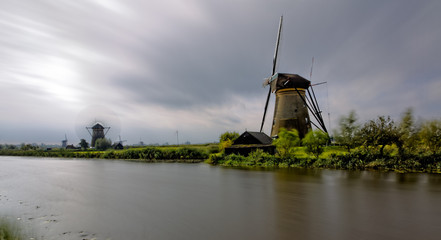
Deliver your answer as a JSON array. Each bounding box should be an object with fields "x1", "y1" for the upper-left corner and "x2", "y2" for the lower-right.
[{"x1": 1, "y1": 156, "x2": 441, "y2": 239}]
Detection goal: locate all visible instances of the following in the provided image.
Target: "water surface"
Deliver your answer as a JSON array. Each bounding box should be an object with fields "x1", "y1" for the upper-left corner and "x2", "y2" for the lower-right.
[{"x1": 1, "y1": 156, "x2": 440, "y2": 239}]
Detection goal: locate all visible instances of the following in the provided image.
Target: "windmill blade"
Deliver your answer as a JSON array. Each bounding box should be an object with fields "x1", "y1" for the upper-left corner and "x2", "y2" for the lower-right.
[
  {"x1": 260, "y1": 88, "x2": 272, "y2": 132},
  {"x1": 311, "y1": 81, "x2": 327, "y2": 86},
  {"x1": 272, "y1": 16, "x2": 283, "y2": 76},
  {"x1": 260, "y1": 16, "x2": 283, "y2": 133}
]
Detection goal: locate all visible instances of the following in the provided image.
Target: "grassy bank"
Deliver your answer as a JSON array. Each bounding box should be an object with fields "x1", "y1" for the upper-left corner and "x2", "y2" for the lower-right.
[
  {"x1": 0, "y1": 144, "x2": 216, "y2": 162},
  {"x1": 1, "y1": 143, "x2": 440, "y2": 173},
  {"x1": 208, "y1": 146, "x2": 441, "y2": 173}
]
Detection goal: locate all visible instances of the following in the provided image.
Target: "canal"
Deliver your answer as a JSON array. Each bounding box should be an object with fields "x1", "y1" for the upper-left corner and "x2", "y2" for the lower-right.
[{"x1": 1, "y1": 156, "x2": 440, "y2": 239}]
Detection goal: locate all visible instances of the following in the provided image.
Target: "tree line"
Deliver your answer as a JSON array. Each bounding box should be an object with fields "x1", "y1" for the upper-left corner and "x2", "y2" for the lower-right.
[
  {"x1": 334, "y1": 108, "x2": 441, "y2": 156},
  {"x1": 212, "y1": 108, "x2": 441, "y2": 172}
]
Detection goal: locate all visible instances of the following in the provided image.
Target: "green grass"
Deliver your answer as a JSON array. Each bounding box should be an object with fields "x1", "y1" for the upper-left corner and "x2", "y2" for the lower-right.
[
  {"x1": 0, "y1": 218, "x2": 23, "y2": 240},
  {"x1": 0, "y1": 144, "x2": 219, "y2": 160}
]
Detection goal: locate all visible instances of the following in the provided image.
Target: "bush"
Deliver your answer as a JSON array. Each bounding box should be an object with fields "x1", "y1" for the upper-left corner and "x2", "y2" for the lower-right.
[
  {"x1": 273, "y1": 128, "x2": 300, "y2": 158},
  {"x1": 247, "y1": 149, "x2": 278, "y2": 166},
  {"x1": 302, "y1": 130, "x2": 330, "y2": 158},
  {"x1": 218, "y1": 131, "x2": 240, "y2": 152},
  {"x1": 95, "y1": 138, "x2": 112, "y2": 150}
]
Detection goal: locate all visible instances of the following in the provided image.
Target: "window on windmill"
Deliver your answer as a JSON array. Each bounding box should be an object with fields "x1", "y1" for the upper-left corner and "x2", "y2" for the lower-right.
[
  {"x1": 305, "y1": 118, "x2": 308, "y2": 123},
  {"x1": 294, "y1": 109, "x2": 298, "y2": 113}
]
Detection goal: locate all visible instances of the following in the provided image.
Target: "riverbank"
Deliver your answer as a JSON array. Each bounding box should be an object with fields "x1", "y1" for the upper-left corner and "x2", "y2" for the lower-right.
[
  {"x1": 1, "y1": 144, "x2": 440, "y2": 173},
  {"x1": 0, "y1": 145, "x2": 215, "y2": 162},
  {"x1": 209, "y1": 146, "x2": 441, "y2": 173}
]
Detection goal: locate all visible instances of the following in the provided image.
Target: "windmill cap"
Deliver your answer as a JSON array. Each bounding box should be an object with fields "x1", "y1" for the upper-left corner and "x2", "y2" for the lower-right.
[
  {"x1": 271, "y1": 73, "x2": 310, "y2": 91},
  {"x1": 91, "y1": 122, "x2": 105, "y2": 129}
]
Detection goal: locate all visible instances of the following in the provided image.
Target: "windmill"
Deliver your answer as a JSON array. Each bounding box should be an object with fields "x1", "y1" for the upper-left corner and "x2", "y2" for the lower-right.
[
  {"x1": 115, "y1": 135, "x2": 127, "y2": 145},
  {"x1": 114, "y1": 135, "x2": 127, "y2": 149},
  {"x1": 260, "y1": 16, "x2": 327, "y2": 138},
  {"x1": 86, "y1": 122, "x2": 110, "y2": 147},
  {"x1": 61, "y1": 134, "x2": 68, "y2": 148}
]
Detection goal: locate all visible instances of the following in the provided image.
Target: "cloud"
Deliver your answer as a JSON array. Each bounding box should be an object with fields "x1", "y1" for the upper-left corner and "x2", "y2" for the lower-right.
[{"x1": 0, "y1": 0, "x2": 440, "y2": 144}]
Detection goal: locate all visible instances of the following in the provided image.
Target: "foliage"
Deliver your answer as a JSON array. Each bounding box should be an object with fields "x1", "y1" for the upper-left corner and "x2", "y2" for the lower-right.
[
  {"x1": 247, "y1": 149, "x2": 278, "y2": 166},
  {"x1": 334, "y1": 110, "x2": 360, "y2": 151},
  {"x1": 219, "y1": 131, "x2": 240, "y2": 142},
  {"x1": 358, "y1": 116, "x2": 400, "y2": 156},
  {"x1": 219, "y1": 139, "x2": 234, "y2": 152},
  {"x1": 79, "y1": 139, "x2": 89, "y2": 150},
  {"x1": 273, "y1": 128, "x2": 300, "y2": 158},
  {"x1": 419, "y1": 119, "x2": 441, "y2": 153},
  {"x1": 218, "y1": 131, "x2": 240, "y2": 152},
  {"x1": 20, "y1": 144, "x2": 37, "y2": 151},
  {"x1": 398, "y1": 108, "x2": 419, "y2": 154},
  {"x1": 95, "y1": 138, "x2": 112, "y2": 150},
  {"x1": 302, "y1": 130, "x2": 330, "y2": 158}
]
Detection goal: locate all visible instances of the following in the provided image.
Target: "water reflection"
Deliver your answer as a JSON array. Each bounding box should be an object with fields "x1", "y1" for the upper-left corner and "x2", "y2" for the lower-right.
[
  {"x1": 273, "y1": 169, "x2": 441, "y2": 240},
  {"x1": 1, "y1": 157, "x2": 441, "y2": 240}
]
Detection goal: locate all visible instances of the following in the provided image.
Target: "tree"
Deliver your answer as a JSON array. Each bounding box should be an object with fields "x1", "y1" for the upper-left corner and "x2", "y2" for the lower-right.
[
  {"x1": 79, "y1": 139, "x2": 89, "y2": 150},
  {"x1": 334, "y1": 110, "x2": 360, "y2": 151},
  {"x1": 273, "y1": 128, "x2": 300, "y2": 158},
  {"x1": 302, "y1": 130, "x2": 330, "y2": 158},
  {"x1": 20, "y1": 143, "x2": 37, "y2": 150},
  {"x1": 219, "y1": 131, "x2": 240, "y2": 152},
  {"x1": 219, "y1": 131, "x2": 240, "y2": 142},
  {"x1": 95, "y1": 138, "x2": 112, "y2": 150},
  {"x1": 358, "y1": 116, "x2": 400, "y2": 156},
  {"x1": 398, "y1": 108, "x2": 418, "y2": 154},
  {"x1": 419, "y1": 119, "x2": 441, "y2": 153}
]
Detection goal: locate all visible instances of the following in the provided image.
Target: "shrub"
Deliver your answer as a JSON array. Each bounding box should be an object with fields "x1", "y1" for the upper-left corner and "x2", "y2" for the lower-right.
[
  {"x1": 95, "y1": 138, "x2": 112, "y2": 151},
  {"x1": 302, "y1": 130, "x2": 330, "y2": 158},
  {"x1": 247, "y1": 149, "x2": 277, "y2": 166},
  {"x1": 273, "y1": 128, "x2": 300, "y2": 158},
  {"x1": 218, "y1": 131, "x2": 240, "y2": 152}
]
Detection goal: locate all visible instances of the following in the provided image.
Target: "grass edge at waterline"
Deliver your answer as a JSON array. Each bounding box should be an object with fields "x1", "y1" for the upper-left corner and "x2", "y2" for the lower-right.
[{"x1": 0, "y1": 217, "x2": 24, "y2": 240}]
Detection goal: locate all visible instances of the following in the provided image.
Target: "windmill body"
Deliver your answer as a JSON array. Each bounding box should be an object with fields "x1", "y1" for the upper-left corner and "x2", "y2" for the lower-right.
[
  {"x1": 270, "y1": 73, "x2": 311, "y2": 138},
  {"x1": 61, "y1": 134, "x2": 68, "y2": 148},
  {"x1": 86, "y1": 122, "x2": 110, "y2": 147}
]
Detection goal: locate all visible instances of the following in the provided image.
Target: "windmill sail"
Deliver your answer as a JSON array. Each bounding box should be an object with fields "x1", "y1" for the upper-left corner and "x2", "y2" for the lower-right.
[{"x1": 260, "y1": 15, "x2": 283, "y2": 133}]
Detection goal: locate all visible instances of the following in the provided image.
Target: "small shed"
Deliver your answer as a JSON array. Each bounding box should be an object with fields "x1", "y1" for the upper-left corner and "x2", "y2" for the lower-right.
[
  {"x1": 225, "y1": 131, "x2": 275, "y2": 156},
  {"x1": 113, "y1": 142, "x2": 124, "y2": 150}
]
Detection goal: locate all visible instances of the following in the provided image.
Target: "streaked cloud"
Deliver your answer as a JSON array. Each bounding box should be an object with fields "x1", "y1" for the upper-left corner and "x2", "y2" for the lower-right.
[{"x1": 0, "y1": 0, "x2": 440, "y2": 144}]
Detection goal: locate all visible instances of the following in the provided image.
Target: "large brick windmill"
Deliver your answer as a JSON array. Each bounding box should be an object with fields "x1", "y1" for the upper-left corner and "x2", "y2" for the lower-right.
[
  {"x1": 260, "y1": 16, "x2": 327, "y2": 138},
  {"x1": 86, "y1": 122, "x2": 110, "y2": 147}
]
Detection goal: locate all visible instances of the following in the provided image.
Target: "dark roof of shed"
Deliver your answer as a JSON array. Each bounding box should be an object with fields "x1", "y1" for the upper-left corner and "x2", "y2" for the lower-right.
[{"x1": 233, "y1": 131, "x2": 273, "y2": 145}]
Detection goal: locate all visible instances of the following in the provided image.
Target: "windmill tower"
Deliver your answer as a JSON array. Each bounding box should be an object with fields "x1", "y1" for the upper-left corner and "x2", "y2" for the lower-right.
[
  {"x1": 61, "y1": 134, "x2": 68, "y2": 148},
  {"x1": 86, "y1": 122, "x2": 110, "y2": 147},
  {"x1": 260, "y1": 16, "x2": 327, "y2": 138}
]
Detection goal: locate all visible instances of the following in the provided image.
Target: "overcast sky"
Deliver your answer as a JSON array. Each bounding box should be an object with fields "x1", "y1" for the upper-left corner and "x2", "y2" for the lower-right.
[{"x1": 1, "y1": 0, "x2": 440, "y2": 145}]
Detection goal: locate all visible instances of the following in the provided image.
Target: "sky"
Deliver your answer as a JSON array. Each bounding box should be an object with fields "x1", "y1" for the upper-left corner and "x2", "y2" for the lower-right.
[{"x1": 1, "y1": 0, "x2": 440, "y2": 145}]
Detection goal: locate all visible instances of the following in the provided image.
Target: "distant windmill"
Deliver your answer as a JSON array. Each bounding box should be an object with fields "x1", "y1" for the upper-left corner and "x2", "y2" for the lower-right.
[
  {"x1": 115, "y1": 135, "x2": 127, "y2": 145},
  {"x1": 61, "y1": 134, "x2": 68, "y2": 148},
  {"x1": 114, "y1": 135, "x2": 127, "y2": 149},
  {"x1": 260, "y1": 16, "x2": 327, "y2": 138},
  {"x1": 86, "y1": 122, "x2": 110, "y2": 147}
]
